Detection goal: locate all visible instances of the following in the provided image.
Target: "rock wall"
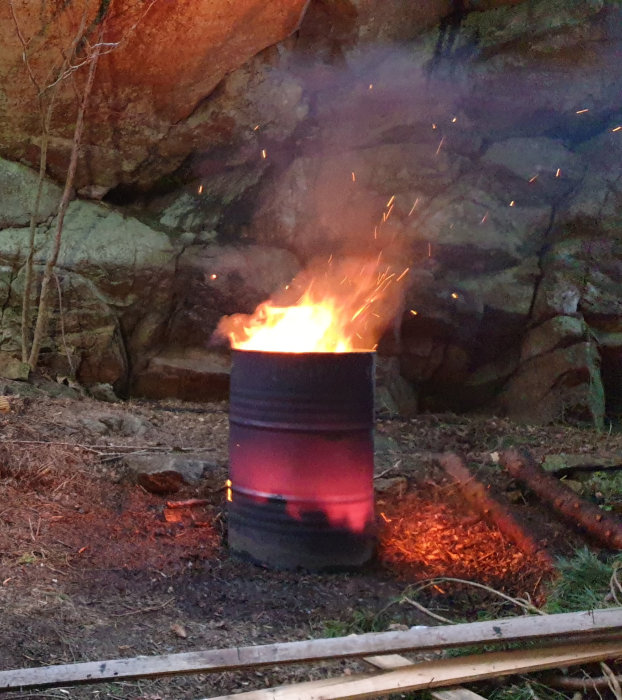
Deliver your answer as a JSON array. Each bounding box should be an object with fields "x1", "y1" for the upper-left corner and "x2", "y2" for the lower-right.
[
  {"x1": 1, "y1": 0, "x2": 622, "y2": 426},
  {"x1": 0, "y1": 0, "x2": 309, "y2": 191}
]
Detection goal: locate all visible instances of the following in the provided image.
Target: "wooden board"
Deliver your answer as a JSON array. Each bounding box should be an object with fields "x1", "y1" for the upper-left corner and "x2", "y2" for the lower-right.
[
  {"x1": 431, "y1": 689, "x2": 489, "y2": 700},
  {"x1": 363, "y1": 653, "x2": 487, "y2": 700},
  {"x1": 206, "y1": 639, "x2": 622, "y2": 700},
  {"x1": 0, "y1": 608, "x2": 620, "y2": 690}
]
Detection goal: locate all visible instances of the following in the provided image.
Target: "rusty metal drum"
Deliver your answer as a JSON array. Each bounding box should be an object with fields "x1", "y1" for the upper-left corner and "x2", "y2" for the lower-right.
[{"x1": 228, "y1": 349, "x2": 376, "y2": 570}]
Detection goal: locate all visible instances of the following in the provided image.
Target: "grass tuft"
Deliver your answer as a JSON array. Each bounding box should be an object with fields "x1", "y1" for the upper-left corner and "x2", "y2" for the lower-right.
[{"x1": 544, "y1": 547, "x2": 622, "y2": 613}]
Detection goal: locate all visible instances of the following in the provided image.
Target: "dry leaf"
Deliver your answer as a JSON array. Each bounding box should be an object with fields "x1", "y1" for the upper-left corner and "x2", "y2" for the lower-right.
[{"x1": 170, "y1": 622, "x2": 188, "y2": 639}]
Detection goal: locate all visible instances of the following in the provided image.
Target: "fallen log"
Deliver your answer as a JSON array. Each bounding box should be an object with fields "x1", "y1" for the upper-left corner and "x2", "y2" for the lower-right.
[
  {"x1": 0, "y1": 609, "x2": 620, "y2": 690},
  {"x1": 437, "y1": 452, "x2": 553, "y2": 564},
  {"x1": 206, "y1": 639, "x2": 622, "y2": 700},
  {"x1": 500, "y1": 448, "x2": 622, "y2": 551}
]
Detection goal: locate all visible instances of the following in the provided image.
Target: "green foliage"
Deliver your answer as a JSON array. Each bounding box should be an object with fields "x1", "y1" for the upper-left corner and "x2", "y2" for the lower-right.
[
  {"x1": 588, "y1": 470, "x2": 622, "y2": 507},
  {"x1": 544, "y1": 547, "x2": 621, "y2": 613},
  {"x1": 321, "y1": 609, "x2": 386, "y2": 638}
]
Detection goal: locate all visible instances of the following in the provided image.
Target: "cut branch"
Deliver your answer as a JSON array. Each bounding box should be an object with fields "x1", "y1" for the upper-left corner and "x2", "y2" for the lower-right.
[
  {"x1": 500, "y1": 448, "x2": 622, "y2": 550},
  {"x1": 436, "y1": 452, "x2": 554, "y2": 565}
]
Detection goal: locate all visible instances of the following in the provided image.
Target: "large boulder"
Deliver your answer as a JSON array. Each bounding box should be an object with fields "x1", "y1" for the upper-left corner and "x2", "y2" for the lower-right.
[
  {"x1": 0, "y1": 0, "x2": 309, "y2": 190},
  {"x1": 494, "y1": 342, "x2": 605, "y2": 427},
  {"x1": 0, "y1": 158, "x2": 62, "y2": 228}
]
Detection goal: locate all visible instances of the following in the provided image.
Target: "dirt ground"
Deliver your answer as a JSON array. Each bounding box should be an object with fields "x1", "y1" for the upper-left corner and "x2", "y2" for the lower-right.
[{"x1": 0, "y1": 380, "x2": 620, "y2": 700}]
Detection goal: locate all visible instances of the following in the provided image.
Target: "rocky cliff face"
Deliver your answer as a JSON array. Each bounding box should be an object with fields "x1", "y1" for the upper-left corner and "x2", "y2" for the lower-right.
[
  {"x1": 1, "y1": 0, "x2": 621, "y2": 426},
  {"x1": 0, "y1": 0, "x2": 309, "y2": 191}
]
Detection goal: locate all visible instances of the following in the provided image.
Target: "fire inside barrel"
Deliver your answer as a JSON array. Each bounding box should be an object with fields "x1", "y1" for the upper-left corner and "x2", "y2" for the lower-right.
[{"x1": 217, "y1": 256, "x2": 409, "y2": 570}]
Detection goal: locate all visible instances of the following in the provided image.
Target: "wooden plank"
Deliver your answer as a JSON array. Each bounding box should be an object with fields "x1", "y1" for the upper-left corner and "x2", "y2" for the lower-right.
[
  {"x1": 0, "y1": 608, "x2": 620, "y2": 690},
  {"x1": 364, "y1": 653, "x2": 486, "y2": 700},
  {"x1": 206, "y1": 639, "x2": 622, "y2": 700},
  {"x1": 431, "y1": 689, "x2": 488, "y2": 700},
  {"x1": 361, "y1": 654, "x2": 412, "y2": 670}
]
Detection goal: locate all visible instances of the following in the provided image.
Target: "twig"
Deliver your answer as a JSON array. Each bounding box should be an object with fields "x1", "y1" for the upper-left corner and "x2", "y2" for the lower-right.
[
  {"x1": 401, "y1": 595, "x2": 455, "y2": 624},
  {"x1": 602, "y1": 661, "x2": 622, "y2": 700},
  {"x1": 165, "y1": 498, "x2": 210, "y2": 509},
  {"x1": 110, "y1": 597, "x2": 175, "y2": 617},
  {"x1": 1, "y1": 439, "x2": 199, "y2": 454},
  {"x1": 408, "y1": 577, "x2": 547, "y2": 616},
  {"x1": 53, "y1": 272, "x2": 75, "y2": 376},
  {"x1": 374, "y1": 462, "x2": 402, "y2": 479},
  {"x1": 545, "y1": 673, "x2": 622, "y2": 691}
]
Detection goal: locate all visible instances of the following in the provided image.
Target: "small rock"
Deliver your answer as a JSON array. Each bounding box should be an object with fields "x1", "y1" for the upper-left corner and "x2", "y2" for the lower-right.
[
  {"x1": 125, "y1": 453, "x2": 220, "y2": 494},
  {"x1": 170, "y1": 623, "x2": 188, "y2": 639},
  {"x1": 0, "y1": 354, "x2": 30, "y2": 381},
  {"x1": 88, "y1": 383, "x2": 120, "y2": 402},
  {"x1": 374, "y1": 476, "x2": 408, "y2": 496}
]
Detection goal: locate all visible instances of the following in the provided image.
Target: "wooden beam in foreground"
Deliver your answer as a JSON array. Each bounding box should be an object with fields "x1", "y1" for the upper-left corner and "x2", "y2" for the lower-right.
[
  {"x1": 0, "y1": 609, "x2": 620, "y2": 691},
  {"x1": 206, "y1": 639, "x2": 622, "y2": 700}
]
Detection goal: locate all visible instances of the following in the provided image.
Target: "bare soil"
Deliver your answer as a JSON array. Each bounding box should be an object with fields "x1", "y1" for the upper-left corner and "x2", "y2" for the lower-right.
[{"x1": 0, "y1": 382, "x2": 620, "y2": 699}]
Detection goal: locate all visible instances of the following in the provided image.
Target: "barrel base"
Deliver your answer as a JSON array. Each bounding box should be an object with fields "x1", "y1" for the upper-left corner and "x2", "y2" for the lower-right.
[
  {"x1": 229, "y1": 527, "x2": 375, "y2": 571},
  {"x1": 228, "y1": 499, "x2": 375, "y2": 571}
]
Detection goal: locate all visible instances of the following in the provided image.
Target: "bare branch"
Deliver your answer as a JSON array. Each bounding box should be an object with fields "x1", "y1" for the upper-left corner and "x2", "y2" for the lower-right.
[
  {"x1": 29, "y1": 25, "x2": 107, "y2": 369},
  {"x1": 8, "y1": 0, "x2": 42, "y2": 96}
]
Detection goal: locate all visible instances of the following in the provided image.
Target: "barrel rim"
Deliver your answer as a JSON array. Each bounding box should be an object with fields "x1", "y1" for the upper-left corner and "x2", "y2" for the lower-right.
[{"x1": 231, "y1": 349, "x2": 376, "y2": 358}]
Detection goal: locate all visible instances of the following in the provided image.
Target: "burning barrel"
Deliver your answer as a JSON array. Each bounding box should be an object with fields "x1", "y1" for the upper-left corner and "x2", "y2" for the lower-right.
[{"x1": 228, "y1": 349, "x2": 376, "y2": 570}]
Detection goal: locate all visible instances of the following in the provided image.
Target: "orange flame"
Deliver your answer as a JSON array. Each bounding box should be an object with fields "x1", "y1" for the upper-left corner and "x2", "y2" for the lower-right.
[{"x1": 216, "y1": 257, "x2": 409, "y2": 353}]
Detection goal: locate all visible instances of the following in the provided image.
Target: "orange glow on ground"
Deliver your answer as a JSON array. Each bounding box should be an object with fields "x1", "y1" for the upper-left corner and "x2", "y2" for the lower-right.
[{"x1": 378, "y1": 491, "x2": 553, "y2": 594}]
